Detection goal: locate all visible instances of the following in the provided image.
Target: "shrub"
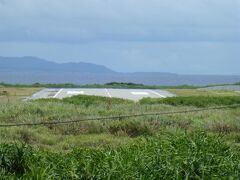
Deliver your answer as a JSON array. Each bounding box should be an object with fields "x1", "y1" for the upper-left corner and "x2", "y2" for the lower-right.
[
  {"x1": 140, "y1": 96, "x2": 240, "y2": 108},
  {"x1": 0, "y1": 144, "x2": 32, "y2": 177},
  {"x1": 207, "y1": 121, "x2": 240, "y2": 134},
  {"x1": 55, "y1": 121, "x2": 107, "y2": 135},
  {"x1": 37, "y1": 95, "x2": 133, "y2": 108},
  {"x1": 108, "y1": 120, "x2": 153, "y2": 137}
]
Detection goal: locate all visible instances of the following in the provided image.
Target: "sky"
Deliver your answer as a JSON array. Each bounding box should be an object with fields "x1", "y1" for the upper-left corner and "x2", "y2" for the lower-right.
[{"x1": 0, "y1": 0, "x2": 239, "y2": 74}]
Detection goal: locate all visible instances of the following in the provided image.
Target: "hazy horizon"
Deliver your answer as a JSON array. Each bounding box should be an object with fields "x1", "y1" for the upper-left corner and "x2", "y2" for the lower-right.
[
  {"x1": 1, "y1": 55, "x2": 240, "y2": 76},
  {"x1": 0, "y1": 0, "x2": 239, "y2": 75},
  {"x1": 1, "y1": 56, "x2": 240, "y2": 86}
]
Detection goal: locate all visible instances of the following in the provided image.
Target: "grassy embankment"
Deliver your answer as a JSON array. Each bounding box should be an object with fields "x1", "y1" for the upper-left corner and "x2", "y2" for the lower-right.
[{"x1": 0, "y1": 85, "x2": 240, "y2": 178}]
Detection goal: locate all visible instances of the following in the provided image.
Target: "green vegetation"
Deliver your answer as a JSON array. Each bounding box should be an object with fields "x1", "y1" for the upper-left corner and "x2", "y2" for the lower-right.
[
  {"x1": 0, "y1": 82, "x2": 201, "y2": 89},
  {"x1": 167, "y1": 88, "x2": 239, "y2": 97},
  {"x1": 1, "y1": 132, "x2": 240, "y2": 179},
  {"x1": 1, "y1": 81, "x2": 239, "y2": 90},
  {"x1": 0, "y1": 87, "x2": 41, "y2": 103},
  {"x1": 140, "y1": 96, "x2": 240, "y2": 107},
  {"x1": 36, "y1": 95, "x2": 133, "y2": 110},
  {"x1": 103, "y1": 82, "x2": 200, "y2": 89},
  {"x1": 55, "y1": 94, "x2": 132, "y2": 107},
  {"x1": 1, "y1": 86, "x2": 240, "y2": 178}
]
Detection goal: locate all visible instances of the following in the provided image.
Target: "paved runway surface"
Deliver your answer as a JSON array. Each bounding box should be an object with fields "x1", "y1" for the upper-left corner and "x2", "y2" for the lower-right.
[{"x1": 29, "y1": 88, "x2": 175, "y2": 101}]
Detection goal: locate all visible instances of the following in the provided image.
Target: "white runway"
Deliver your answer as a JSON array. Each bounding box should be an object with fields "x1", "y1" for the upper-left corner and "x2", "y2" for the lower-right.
[{"x1": 30, "y1": 88, "x2": 175, "y2": 101}]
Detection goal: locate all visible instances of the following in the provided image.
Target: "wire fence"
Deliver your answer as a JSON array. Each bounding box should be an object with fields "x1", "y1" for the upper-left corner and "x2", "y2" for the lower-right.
[{"x1": 0, "y1": 104, "x2": 240, "y2": 128}]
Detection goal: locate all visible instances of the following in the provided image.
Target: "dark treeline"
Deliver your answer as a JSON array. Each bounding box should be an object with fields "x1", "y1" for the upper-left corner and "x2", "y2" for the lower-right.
[
  {"x1": 0, "y1": 81, "x2": 239, "y2": 89},
  {"x1": 0, "y1": 82, "x2": 203, "y2": 89}
]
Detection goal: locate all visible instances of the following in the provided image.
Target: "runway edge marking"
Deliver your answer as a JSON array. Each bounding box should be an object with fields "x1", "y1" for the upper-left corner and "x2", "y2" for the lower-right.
[
  {"x1": 53, "y1": 88, "x2": 63, "y2": 98},
  {"x1": 147, "y1": 90, "x2": 166, "y2": 98},
  {"x1": 105, "y1": 88, "x2": 112, "y2": 98}
]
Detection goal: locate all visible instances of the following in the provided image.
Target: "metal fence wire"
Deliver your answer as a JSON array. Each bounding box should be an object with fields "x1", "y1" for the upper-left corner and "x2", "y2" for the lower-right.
[{"x1": 0, "y1": 104, "x2": 240, "y2": 128}]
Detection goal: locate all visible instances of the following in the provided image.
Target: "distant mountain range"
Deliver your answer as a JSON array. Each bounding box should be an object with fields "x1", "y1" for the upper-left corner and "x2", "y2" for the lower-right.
[
  {"x1": 0, "y1": 56, "x2": 240, "y2": 86},
  {"x1": 0, "y1": 56, "x2": 114, "y2": 73}
]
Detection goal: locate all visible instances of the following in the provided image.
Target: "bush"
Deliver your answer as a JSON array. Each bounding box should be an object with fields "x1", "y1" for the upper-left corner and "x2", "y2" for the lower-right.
[
  {"x1": 0, "y1": 144, "x2": 32, "y2": 177},
  {"x1": 62, "y1": 95, "x2": 132, "y2": 106},
  {"x1": 37, "y1": 95, "x2": 133, "y2": 108},
  {"x1": 108, "y1": 120, "x2": 153, "y2": 137},
  {"x1": 140, "y1": 96, "x2": 240, "y2": 108},
  {"x1": 207, "y1": 121, "x2": 240, "y2": 134}
]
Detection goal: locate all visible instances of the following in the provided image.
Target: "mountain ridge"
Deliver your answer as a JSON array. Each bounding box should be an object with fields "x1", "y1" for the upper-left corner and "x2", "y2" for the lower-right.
[
  {"x1": 0, "y1": 56, "x2": 177, "y2": 75},
  {"x1": 1, "y1": 56, "x2": 240, "y2": 86},
  {"x1": 0, "y1": 56, "x2": 115, "y2": 74}
]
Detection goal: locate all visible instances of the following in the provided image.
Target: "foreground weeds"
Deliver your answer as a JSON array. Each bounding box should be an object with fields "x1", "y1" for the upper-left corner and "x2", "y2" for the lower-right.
[
  {"x1": 1, "y1": 94, "x2": 240, "y2": 178},
  {"x1": 1, "y1": 132, "x2": 240, "y2": 179}
]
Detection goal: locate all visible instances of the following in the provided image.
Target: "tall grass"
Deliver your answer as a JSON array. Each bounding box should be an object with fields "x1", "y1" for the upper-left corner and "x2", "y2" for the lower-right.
[
  {"x1": 140, "y1": 96, "x2": 240, "y2": 107},
  {"x1": 0, "y1": 144, "x2": 32, "y2": 177},
  {"x1": 1, "y1": 95, "x2": 240, "y2": 149},
  {"x1": 36, "y1": 94, "x2": 133, "y2": 107},
  {"x1": 1, "y1": 91, "x2": 240, "y2": 178},
  {"x1": 1, "y1": 132, "x2": 240, "y2": 179}
]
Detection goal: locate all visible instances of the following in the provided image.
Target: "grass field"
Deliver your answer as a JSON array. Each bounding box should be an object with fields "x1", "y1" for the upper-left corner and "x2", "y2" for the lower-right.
[
  {"x1": 0, "y1": 87, "x2": 240, "y2": 179},
  {"x1": 0, "y1": 87, "x2": 41, "y2": 103},
  {"x1": 167, "y1": 88, "x2": 239, "y2": 97}
]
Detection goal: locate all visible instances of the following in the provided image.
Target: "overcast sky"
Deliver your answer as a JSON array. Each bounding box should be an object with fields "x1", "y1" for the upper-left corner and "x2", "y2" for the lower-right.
[{"x1": 0, "y1": 0, "x2": 239, "y2": 74}]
